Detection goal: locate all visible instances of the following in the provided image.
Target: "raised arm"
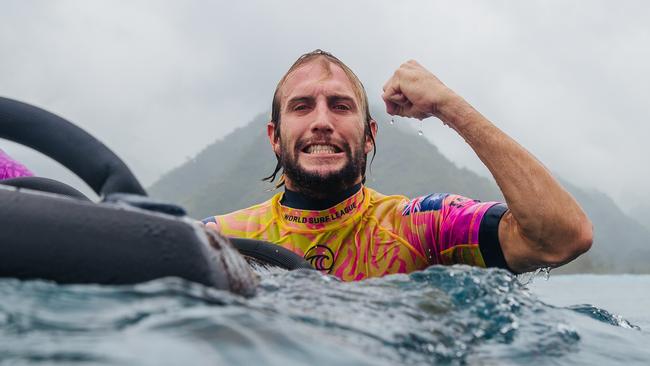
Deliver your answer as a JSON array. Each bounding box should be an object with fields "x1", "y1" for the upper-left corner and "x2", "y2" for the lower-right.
[{"x1": 382, "y1": 60, "x2": 592, "y2": 273}]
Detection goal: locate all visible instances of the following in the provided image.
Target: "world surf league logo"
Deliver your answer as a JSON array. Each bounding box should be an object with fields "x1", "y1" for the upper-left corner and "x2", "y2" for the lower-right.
[
  {"x1": 283, "y1": 202, "x2": 357, "y2": 225},
  {"x1": 304, "y1": 245, "x2": 334, "y2": 273}
]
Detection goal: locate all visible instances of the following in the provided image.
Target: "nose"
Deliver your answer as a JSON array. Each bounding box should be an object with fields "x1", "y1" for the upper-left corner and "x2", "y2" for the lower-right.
[{"x1": 310, "y1": 101, "x2": 334, "y2": 134}]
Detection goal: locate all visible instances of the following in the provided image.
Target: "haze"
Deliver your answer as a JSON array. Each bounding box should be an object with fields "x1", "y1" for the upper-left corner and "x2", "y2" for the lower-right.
[{"x1": 1, "y1": 0, "x2": 648, "y2": 213}]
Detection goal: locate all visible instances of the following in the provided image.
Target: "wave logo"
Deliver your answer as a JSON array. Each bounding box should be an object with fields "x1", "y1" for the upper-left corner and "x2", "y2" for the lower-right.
[{"x1": 304, "y1": 245, "x2": 334, "y2": 273}]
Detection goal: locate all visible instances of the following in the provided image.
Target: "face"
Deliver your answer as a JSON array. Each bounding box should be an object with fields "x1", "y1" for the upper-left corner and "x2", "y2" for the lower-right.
[{"x1": 268, "y1": 60, "x2": 376, "y2": 197}]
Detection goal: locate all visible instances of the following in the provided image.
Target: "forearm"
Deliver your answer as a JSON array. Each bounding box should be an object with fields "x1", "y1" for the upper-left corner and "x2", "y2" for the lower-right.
[
  {"x1": 437, "y1": 94, "x2": 592, "y2": 269},
  {"x1": 381, "y1": 60, "x2": 591, "y2": 270}
]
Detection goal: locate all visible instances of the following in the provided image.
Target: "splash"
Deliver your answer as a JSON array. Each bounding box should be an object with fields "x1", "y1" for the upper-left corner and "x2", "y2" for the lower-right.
[
  {"x1": 568, "y1": 304, "x2": 641, "y2": 330},
  {"x1": 517, "y1": 266, "x2": 552, "y2": 285}
]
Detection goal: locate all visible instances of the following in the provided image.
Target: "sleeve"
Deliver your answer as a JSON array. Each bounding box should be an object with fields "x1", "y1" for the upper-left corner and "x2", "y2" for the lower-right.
[
  {"x1": 477, "y1": 203, "x2": 510, "y2": 270},
  {"x1": 399, "y1": 193, "x2": 510, "y2": 270}
]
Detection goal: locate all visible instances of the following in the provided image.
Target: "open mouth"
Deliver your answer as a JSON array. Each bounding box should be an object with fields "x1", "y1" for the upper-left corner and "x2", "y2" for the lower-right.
[{"x1": 302, "y1": 143, "x2": 343, "y2": 155}]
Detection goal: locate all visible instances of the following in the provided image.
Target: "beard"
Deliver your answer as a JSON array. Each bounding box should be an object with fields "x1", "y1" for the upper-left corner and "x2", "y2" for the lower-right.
[{"x1": 280, "y1": 137, "x2": 366, "y2": 199}]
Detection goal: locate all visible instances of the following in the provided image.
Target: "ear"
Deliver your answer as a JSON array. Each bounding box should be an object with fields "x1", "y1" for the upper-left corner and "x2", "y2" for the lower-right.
[
  {"x1": 267, "y1": 121, "x2": 281, "y2": 156},
  {"x1": 364, "y1": 119, "x2": 378, "y2": 155}
]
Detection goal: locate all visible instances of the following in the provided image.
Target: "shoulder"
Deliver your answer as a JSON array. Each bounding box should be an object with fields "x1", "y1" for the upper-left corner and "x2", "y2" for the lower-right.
[
  {"x1": 364, "y1": 187, "x2": 462, "y2": 212},
  {"x1": 369, "y1": 189, "x2": 500, "y2": 218},
  {"x1": 202, "y1": 194, "x2": 279, "y2": 227},
  {"x1": 364, "y1": 187, "x2": 408, "y2": 205},
  {"x1": 401, "y1": 192, "x2": 498, "y2": 215},
  {"x1": 373, "y1": 191, "x2": 460, "y2": 217},
  {"x1": 362, "y1": 187, "x2": 406, "y2": 213}
]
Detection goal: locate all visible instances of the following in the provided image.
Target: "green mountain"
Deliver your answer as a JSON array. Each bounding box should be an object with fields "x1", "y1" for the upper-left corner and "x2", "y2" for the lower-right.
[
  {"x1": 149, "y1": 113, "x2": 275, "y2": 217},
  {"x1": 149, "y1": 111, "x2": 650, "y2": 274}
]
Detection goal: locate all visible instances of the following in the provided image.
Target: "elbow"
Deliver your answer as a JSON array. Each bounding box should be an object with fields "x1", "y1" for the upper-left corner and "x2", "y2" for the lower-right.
[
  {"x1": 574, "y1": 218, "x2": 593, "y2": 256},
  {"x1": 505, "y1": 211, "x2": 593, "y2": 272},
  {"x1": 544, "y1": 217, "x2": 593, "y2": 266}
]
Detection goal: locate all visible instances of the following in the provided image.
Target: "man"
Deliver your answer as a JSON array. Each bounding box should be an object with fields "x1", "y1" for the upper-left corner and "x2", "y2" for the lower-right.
[
  {"x1": 0, "y1": 148, "x2": 32, "y2": 180},
  {"x1": 204, "y1": 50, "x2": 592, "y2": 280}
]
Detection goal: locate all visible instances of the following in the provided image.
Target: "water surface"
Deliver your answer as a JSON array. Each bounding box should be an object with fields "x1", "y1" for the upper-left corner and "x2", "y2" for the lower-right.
[{"x1": 1, "y1": 267, "x2": 648, "y2": 365}]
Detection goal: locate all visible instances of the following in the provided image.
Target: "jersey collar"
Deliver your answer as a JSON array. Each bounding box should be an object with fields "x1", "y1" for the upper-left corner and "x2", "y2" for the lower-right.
[
  {"x1": 273, "y1": 185, "x2": 370, "y2": 232},
  {"x1": 281, "y1": 183, "x2": 362, "y2": 210}
]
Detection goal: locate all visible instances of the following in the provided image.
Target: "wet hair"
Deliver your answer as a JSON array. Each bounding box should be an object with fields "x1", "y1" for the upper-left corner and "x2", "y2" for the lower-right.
[{"x1": 263, "y1": 49, "x2": 377, "y2": 186}]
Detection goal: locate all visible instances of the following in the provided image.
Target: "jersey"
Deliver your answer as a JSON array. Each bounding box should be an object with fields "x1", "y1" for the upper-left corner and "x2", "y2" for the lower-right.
[
  {"x1": 205, "y1": 186, "x2": 509, "y2": 281},
  {"x1": 0, "y1": 149, "x2": 33, "y2": 180}
]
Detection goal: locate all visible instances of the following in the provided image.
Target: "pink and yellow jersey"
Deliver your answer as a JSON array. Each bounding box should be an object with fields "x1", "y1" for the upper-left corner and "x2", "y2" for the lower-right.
[{"x1": 205, "y1": 186, "x2": 509, "y2": 281}]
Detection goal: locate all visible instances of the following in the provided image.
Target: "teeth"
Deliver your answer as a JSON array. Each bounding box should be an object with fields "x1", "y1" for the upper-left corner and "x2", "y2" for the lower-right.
[{"x1": 306, "y1": 144, "x2": 337, "y2": 154}]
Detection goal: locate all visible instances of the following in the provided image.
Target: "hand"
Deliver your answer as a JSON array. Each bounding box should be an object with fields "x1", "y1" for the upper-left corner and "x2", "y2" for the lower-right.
[
  {"x1": 382, "y1": 60, "x2": 455, "y2": 120},
  {"x1": 198, "y1": 220, "x2": 226, "y2": 250},
  {"x1": 205, "y1": 222, "x2": 220, "y2": 232},
  {"x1": 198, "y1": 220, "x2": 221, "y2": 234}
]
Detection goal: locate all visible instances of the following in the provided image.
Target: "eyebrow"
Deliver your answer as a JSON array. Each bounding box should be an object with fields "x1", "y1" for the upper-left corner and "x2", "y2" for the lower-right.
[
  {"x1": 285, "y1": 94, "x2": 358, "y2": 110},
  {"x1": 286, "y1": 96, "x2": 313, "y2": 109},
  {"x1": 327, "y1": 94, "x2": 356, "y2": 105}
]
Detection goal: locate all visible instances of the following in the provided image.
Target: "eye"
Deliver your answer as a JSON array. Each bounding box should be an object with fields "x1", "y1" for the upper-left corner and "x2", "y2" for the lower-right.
[
  {"x1": 293, "y1": 104, "x2": 308, "y2": 111},
  {"x1": 333, "y1": 104, "x2": 351, "y2": 111}
]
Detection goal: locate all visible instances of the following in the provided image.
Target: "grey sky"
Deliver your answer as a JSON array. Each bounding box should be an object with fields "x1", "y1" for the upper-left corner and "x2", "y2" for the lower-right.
[{"x1": 1, "y1": 0, "x2": 648, "y2": 210}]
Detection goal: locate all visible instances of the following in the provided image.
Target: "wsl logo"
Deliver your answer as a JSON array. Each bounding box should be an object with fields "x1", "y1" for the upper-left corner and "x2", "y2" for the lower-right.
[{"x1": 304, "y1": 245, "x2": 334, "y2": 273}]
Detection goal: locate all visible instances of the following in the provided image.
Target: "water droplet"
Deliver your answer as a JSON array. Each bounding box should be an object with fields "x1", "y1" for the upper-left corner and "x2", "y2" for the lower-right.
[
  {"x1": 418, "y1": 130, "x2": 423, "y2": 136},
  {"x1": 390, "y1": 118, "x2": 394, "y2": 125},
  {"x1": 418, "y1": 120, "x2": 424, "y2": 136}
]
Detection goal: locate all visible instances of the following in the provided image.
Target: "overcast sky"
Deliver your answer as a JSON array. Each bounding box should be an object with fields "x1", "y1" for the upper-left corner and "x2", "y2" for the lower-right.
[{"x1": 1, "y1": 0, "x2": 648, "y2": 211}]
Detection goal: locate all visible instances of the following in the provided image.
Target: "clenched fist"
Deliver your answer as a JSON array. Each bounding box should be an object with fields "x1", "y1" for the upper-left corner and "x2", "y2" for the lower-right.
[{"x1": 382, "y1": 60, "x2": 458, "y2": 121}]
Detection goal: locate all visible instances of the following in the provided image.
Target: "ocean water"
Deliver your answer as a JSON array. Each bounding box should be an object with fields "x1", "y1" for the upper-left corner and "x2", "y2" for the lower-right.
[
  {"x1": 1, "y1": 267, "x2": 648, "y2": 365},
  {"x1": 529, "y1": 274, "x2": 650, "y2": 331}
]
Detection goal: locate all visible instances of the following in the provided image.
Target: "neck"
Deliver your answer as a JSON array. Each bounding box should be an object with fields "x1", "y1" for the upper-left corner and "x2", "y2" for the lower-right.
[{"x1": 281, "y1": 183, "x2": 362, "y2": 210}]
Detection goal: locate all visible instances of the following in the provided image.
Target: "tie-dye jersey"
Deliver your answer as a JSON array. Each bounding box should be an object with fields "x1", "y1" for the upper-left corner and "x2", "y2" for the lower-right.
[
  {"x1": 0, "y1": 149, "x2": 33, "y2": 180},
  {"x1": 207, "y1": 186, "x2": 508, "y2": 281}
]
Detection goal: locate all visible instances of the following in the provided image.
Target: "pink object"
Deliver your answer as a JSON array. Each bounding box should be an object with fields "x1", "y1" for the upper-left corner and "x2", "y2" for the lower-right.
[{"x1": 0, "y1": 149, "x2": 33, "y2": 180}]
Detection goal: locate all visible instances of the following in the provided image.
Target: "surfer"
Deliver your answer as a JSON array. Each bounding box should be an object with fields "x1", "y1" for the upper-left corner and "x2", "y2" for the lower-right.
[
  {"x1": 203, "y1": 50, "x2": 592, "y2": 280},
  {"x1": 0, "y1": 148, "x2": 32, "y2": 180}
]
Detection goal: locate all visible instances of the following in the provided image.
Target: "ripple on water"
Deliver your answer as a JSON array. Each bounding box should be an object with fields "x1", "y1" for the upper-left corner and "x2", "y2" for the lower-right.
[{"x1": 0, "y1": 266, "x2": 646, "y2": 365}]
